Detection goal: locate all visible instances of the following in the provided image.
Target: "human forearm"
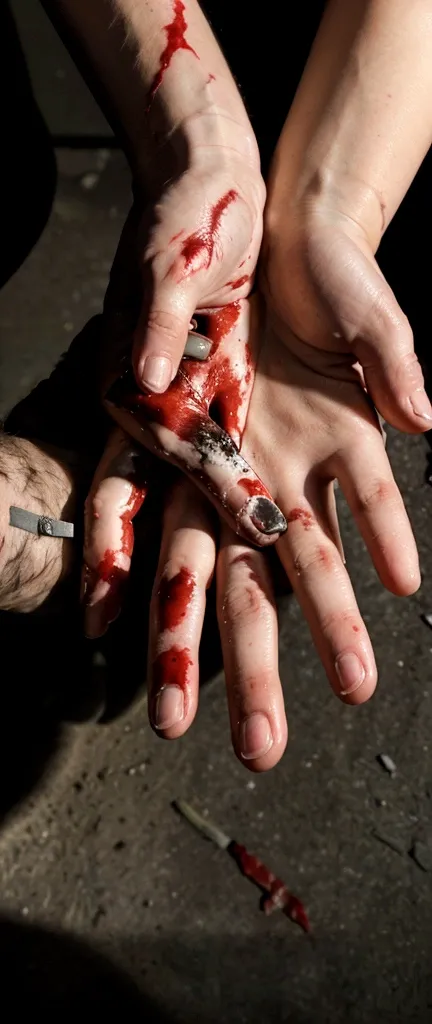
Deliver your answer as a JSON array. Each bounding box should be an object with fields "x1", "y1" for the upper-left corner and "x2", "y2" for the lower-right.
[
  {"x1": 43, "y1": 0, "x2": 258, "y2": 190},
  {"x1": 267, "y1": 0, "x2": 432, "y2": 248}
]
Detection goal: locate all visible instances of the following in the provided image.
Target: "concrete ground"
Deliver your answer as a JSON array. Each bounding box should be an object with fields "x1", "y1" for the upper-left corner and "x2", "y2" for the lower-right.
[{"x1": 0, "y1": 3, "x2": 431, "y2": 1021}]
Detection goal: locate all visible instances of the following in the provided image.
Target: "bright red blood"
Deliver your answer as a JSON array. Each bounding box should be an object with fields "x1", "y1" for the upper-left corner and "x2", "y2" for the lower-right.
[
  {"x1": 94, "y1": 483, "x2": 148, "y2": 584},
  {"x1": 229, "y1": 842, "x2": 310, "y2": 932},
  {"x1": 179, "y1": 190, "x2": 238, "y2": 276},
  {"x1": 205, "y1": 301, "x2": 241, "y2": 344},
  {"x1": 108, "y1": 301, "x2": 244, "y2": 440},
  {"x1": 225, "y1": 275, "x2": 250, "y2": 290},
  {"x1": 114, "y1": 371, "x2": 203, "y2": 439},
  {"x1": 212, "y1": 361, "x2": 244, "y2": 437},
  {"x1": 352, "y1": 624, "x2": 360, "y2": 633},
  {"x1": 286, "y1": 507, "x2": 314, "y2": 530},
  {"x1": 147, "y1": 0, "x2": 198, "y2": 105},
  {"x1": 207, "y1": 72, "x2": 216, "y2": 83},
  {"x1": 157, "y1": 568, "x2": 195, "y2": 631},
  {"x1": 152, "y1": 645, "x2": 192, "y2": 692},
  {"x1": 238, "y1": 477, "x2": 271, "y2": 500}
]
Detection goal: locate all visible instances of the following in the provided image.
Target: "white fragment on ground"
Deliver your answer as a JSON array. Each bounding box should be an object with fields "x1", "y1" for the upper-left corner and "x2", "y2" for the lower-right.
[
  {"x1": 246, "y1": 780, "x2": 256, "y2": 790},
  {"x1": 81, "y1": 172, "x2": 100, "y2": 190},
  {"x1": 421, "y1": 613, "x2": 432, "y2": 630},
  {"x1": 377, "y1": 753, "x2": 397, "y2": 775}
]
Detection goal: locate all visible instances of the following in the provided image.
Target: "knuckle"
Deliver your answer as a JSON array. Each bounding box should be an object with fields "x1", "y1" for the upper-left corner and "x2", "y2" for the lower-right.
[
  {"x1": 319, "y1": 607, "x2": 360, "y2": 636},
  {"x1": 350, "y1": 479, "x2": 398, "y2": 518},
  {"x1": 293, "y1": 543, "x2": 341, "y2": 577},
  {"x1": 145, "y1": 308, "x2": 187, "y2": 345},
  {"x1": 222, "y1": 581, "x2": 264, "y2": 628}
]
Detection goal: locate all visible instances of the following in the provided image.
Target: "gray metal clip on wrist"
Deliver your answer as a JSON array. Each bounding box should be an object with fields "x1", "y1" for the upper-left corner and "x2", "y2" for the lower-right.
[{"x1": 9, "y1": 506, "x2": 74, "y2": 539}]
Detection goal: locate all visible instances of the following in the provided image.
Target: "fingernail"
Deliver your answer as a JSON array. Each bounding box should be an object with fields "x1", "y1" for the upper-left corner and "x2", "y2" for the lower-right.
[
  {"x1": 409, "y1": 388, "x2": 432, "y2": 422},
  {"x1": 153, "y1": 686, "x2": 184, "y2": 729},
  {"x1": 240, "y1": 713, "x2": 273, "y2": 760},
  {"x1": 140, "y1": 355, "x2": 172, "y2": 393},
  {"x1": 335, "y1": 652, "x2": 365, "y2": 695},
  {"x1": 245, "y1": 496, "x2": 287, "y2": 536}
]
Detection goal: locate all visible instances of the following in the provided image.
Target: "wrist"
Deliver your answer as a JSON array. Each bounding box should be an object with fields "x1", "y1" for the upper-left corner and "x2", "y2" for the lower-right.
[
  {"x1": 266, "y1": 163, "x2": 383, "y2": 258},
  {"x1": 136, "y1": 103, "x2": 262, "y2": 198},
  {"x1": 0, "y1": 436, "x2": 76, "y2": 612}
]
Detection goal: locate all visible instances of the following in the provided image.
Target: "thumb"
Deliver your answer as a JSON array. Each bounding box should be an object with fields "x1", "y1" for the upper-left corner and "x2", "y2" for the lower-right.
[
  {"x1": 311, "y1": 227, "x2": 432, "y2": 433},
  {"x1": 132, "y1": 276, "x2": 197, "y2": 394}
]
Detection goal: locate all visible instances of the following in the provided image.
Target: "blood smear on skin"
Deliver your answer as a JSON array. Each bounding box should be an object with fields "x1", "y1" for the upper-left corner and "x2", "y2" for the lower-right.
[
  {"x1": 157, "y1": 568, "x2": 195, "y2": 632},
  {"x1": 205, "y1": 301, "x2": 241, "y2": 344},
  {"x1": 238, "y1": 477, "x2": 272, "y2": 500},
  {"x1": 286, "y1": 507, "x2": 314, "y2": 530},
  {"x1": 147, "y1": 0, "x2": 198, "y2": 105},
  {"x1": 179, "y1": 191, "x2": 238, "y2": 276},
  {"x1": 95, "y1": 483, "x2": 147, "y2": 583},
  {"x1": 225, "y1": 275, "x2": 250, "y2": 290},
  {"x1": 152, "y1": 645, "x2": 192, "y2": 692}
]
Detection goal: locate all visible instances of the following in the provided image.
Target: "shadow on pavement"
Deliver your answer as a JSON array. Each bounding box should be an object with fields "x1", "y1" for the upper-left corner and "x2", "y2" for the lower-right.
[{"x1": 0, "y1": 916, "x2": 168, "y2": 1019}]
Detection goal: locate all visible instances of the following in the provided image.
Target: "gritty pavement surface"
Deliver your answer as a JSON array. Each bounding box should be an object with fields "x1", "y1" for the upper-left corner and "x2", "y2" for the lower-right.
[{"x1": 1, "y1": 8, "x2": 432, "y2": 1021}]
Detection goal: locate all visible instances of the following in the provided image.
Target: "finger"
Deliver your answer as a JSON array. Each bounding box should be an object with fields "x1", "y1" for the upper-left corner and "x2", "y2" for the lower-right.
[
  {"x1": 332, "y1": 433, "x2": 420, "y2": 597},
  {"x1": 83, "y1": 428, "x2": 150, "y2": 639},
  {"x1": 276, "y1": 485, "x2": 377, "y2": 705},
  {"x1": 132, "y1": 274, "x2": 197, "y2": 394},
  {"x1": 106, "y1": 370, "x2": 287, "y2": 548},
  {"x1": 312, "y1": 228, "x2": 432, "y2": 432},
  {"x1": 217, "y1": 523, "x2": 287, "y2": 771},
  {"x1": 147, "y1": 477, "x2": 216, "y2": 739}
]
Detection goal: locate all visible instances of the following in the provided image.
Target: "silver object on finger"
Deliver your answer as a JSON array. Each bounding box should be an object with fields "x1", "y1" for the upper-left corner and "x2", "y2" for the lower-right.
[
  {"x1": 183, "y1": 331, "x2": 212, "y2": 361},
  {"x1": 9, "y1": 505, "x2": 74, "y2": 539}
]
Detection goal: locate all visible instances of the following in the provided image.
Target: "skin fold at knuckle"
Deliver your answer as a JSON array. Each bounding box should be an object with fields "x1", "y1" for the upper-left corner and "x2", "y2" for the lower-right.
[
  {"x1": 349, "y1": 478, "x2": 400, "y2": 519},
  {"x1": 220, "y1": 579, "x2": 267, "y2": 630},
  {"x1": 291, "y1": 541, "x2": 342, "y2": 579}
]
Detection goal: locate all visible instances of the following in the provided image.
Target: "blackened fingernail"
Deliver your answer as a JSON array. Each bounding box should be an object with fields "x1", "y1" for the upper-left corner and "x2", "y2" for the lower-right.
[{"x1": 245, "y1": 495, "x2": 287, "y2": 535}]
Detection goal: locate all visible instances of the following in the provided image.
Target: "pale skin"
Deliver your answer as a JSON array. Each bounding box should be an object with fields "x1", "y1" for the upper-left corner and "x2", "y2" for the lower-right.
[
  {"x1": 42, "y1": 0, "x2": 432, "y2": 575},
  {"x1": 84, "y1": 296, "x2": 419, "y2": 770},
  {"x1": 45, "y1": 0, "x2": 264, "y2": 392},
  {"x1": 7, "y1": 0, "x2": 425, "y2": 769},
  {"x1": 264, "y1": 0, "x2": 432, "y2": 432}
]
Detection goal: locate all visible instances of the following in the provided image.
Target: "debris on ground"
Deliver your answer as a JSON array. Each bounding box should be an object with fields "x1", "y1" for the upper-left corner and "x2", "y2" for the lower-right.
[
  {"x1": 81, "y1": 172, "x2": 100, "y2": 190},
  {"x1": 173, "y1": 798, "x2": 310, "y2": 932},
  {"x1": 420, "y1": 613, "x2": 432, "y2": 631},
  {"x1": 372, "y1": 829, "x2": 406, "y2": 856},
  {"x1": 376, "y1": 754, "x2": 397, "y2": 775},
  {"x1": 410, "y1": 841, "x2": 432, "y2": 872}
]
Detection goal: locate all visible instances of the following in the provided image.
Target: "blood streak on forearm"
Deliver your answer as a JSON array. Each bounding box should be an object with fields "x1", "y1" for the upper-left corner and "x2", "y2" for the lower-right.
[{"x1": 147, "y1": 0, "x2": 199, "y2": 106}]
